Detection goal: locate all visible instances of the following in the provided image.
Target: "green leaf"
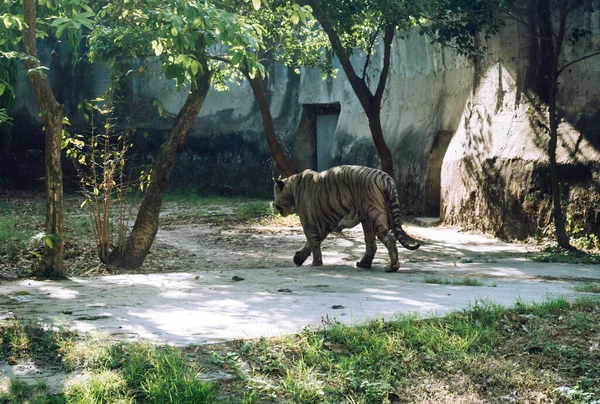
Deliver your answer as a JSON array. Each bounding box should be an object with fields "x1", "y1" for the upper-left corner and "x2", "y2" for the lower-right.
[
  {"x1": 190, "y1": 60, "x2": 199, "y2": 76},
  {"x1": 153, "y1": 40, "x2": 164, "y2": 56},
  {"x1": 0, "y1": 83, "x2": 5, "y2": 97},
  {"x1": 55, "y1": 22, "x2": 68, "y2": 38},
  {"x1": 39, "y1": 109, "x2": 49, "y2": 117},
  {"x1": 165, "y1": 63, "x2": 178, "y2": 80},
  {"x1": 153, "y1": 100, "x2": 164, "y2": 117},
  {"x1": 50, "y1": 17, "x2": 69, "y2": 27},
  {"x1": 252, "y1": 0, "x2": 261, "y2": 11},
  {"x1": 44, "y1": 237, "x2": 54, "y2": 249},
  {"x1": 291, "y1": 12, "x2": 299, "y2": 25}
]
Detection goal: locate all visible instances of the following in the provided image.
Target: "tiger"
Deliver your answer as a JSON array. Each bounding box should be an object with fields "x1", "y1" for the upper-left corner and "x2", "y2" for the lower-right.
[{"x1": 274, "y1": 165, "x2": 420, "y2": 272}]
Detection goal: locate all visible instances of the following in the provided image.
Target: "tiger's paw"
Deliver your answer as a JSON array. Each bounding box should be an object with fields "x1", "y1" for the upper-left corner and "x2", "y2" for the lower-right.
[
  {"x1": 356, "y1": 260, "x2": 372, "y2": 269},
  {"x1": 293, "y1": 253, "x2": 309, "y2": 266},
  {"x1": 384, "y1": 264, "x2": 399, "y2": 273},
  {"x1": 311, "y1": 259, "x2": 323, "y2": 266}
]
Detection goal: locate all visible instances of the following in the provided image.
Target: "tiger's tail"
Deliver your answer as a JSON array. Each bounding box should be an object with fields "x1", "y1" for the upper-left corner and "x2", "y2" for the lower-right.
[{"x1": 384, "y1": 177, "x2": 420, "y2": 251}]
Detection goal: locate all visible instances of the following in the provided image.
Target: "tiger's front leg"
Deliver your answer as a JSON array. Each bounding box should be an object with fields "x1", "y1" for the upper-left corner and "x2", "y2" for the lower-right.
[
  {"x1": 293, "y1": 241, "x2": 311, "y2": 266},
  {"x1": 305, "y1": 229, "x2": 328, "y2": 266}
]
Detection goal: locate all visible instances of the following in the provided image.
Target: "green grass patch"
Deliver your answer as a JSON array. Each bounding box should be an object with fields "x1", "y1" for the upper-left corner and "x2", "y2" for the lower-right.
[
  {"x1": 424, "y1": 277, "x2": 483, "y2": 286},
  {"x1": 0, "y1": 202, "x2": 42, "y2": 261},
  {"x1": 533, "y1": 245, "x2": 600, "y2": 264},
  {"x1": 573, "y1": 282, "x2": 600, "y2": 294},
  {"x1": 1, "y1": 297, "x2": 599, "y2": 402},
  {"x1": 161, "y1": 193, "x2": 300, "y2": 227}
]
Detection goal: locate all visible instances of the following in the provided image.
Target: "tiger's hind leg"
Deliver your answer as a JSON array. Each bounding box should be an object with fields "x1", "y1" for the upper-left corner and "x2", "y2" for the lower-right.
[
  {"x1": 294, "y1": 241, "x2": 311, "y2": 266},
  {"x1": 372, "y1": 219, "x2": 399, "y2": 272},
  {"x1": 357, "y1": 222, "x2": 377, "y2": 268}
]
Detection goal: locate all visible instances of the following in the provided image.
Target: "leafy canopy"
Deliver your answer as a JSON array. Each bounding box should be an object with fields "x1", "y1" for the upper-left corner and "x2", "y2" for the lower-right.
[{"x1": 91, "y1": 0, "x2": 266, "y2": 90}]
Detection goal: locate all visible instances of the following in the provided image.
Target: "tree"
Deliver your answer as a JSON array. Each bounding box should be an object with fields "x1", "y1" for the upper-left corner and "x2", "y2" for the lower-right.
[
  {"x1": 91, "y1": 0, "x2": 265, "y2": 269},
  {"x1": 22, "y1": 0, "x2": 66, "y2": 277},
  {"x1": 505, "y1": 0, "x2": 600, "y2": 248},
  {"x1": 298, "y1": 0, "x2": 402, "y2": 178},
  {"x1": 299, "y1": 0, "x2": 501, "y2": 179},
  {"x1": 2, "y1": 0, "x2": 95, "y2": 277},
  {"x1": 215, "y1": 0, "x2": 332, "y2": 178}
]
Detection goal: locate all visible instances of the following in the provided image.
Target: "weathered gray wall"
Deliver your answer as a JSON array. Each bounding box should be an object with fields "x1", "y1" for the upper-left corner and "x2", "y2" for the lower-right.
[
  {"x1": 5, "y1": 12, "x2": 600, "y2": 239},
  {"x1": 442, "y1": 15, "x2": 600, "y2": 239}
]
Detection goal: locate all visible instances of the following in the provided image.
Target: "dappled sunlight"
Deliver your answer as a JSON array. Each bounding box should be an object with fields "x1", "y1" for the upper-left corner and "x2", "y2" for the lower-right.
[
  {"x1": 363, "y1": 288, "x2": 399, "y2": 295},
  {"x1": 0, "y1": 219, "x2": 593, "y2": 347},
  {"x1": 0, "y1": 263, "x2": 585, "y2": 346},
  {"x1": 38, "y1": 286, "x2": 81, "y2": 300}
]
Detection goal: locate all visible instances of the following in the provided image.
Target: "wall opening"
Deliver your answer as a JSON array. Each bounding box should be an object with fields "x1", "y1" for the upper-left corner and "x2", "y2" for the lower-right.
[
  {"x1": 424, "y1": 130, "x2": 454, "y2": 217},
  {"x1": 292, "y1": 103, "x2": 340, "y2": 172}
]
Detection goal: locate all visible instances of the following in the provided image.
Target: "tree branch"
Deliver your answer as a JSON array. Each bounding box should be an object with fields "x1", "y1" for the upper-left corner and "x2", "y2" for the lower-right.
[
  {"x1": 301, "y1": 0, "x2": 374, "y2": 111},
  {"x1": 362, "y1": 26, "x2": 380, "y2": 82},
  {"x1": 374, "y1": 23, "x2": 394, "y2": 107},
  {"x1": 558, "y1": 49, "x2": 600, "y2": 76}
]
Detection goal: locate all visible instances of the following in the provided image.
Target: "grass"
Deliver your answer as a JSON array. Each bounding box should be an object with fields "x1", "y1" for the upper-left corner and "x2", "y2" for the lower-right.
[
  {"x1": 1, "y1": 192, "x2": 300, "y2": 277},
  {"x1": 424, "y1": 277, "x2": 484, "y2": 286},
  {"x1": 0, "y1": 194, "x2": 94, "y2": 268},
  {"x1": 533, "y1": 245, "x2": 600, "y2": 264},
  {"x1": 573, "y1": 283, "x2": 600, "y2": 293},
  {"x1": 160, "y1": 192, "x2": 300, "y2": 227},
  {"x1": 1, "y1": 296, "x2": 599, "y2": 403},
  {"x1": 0, "y1": 326, "x2": 216, "y2": 404}
]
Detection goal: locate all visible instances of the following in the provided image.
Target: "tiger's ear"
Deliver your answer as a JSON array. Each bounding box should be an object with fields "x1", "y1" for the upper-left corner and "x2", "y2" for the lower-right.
[{"x1": 276, "y1": 178, "x2": 285, "y2": 191}]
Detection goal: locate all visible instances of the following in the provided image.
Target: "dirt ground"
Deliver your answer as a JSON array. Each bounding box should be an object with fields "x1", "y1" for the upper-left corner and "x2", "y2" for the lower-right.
[
  {"x1": 147, "y1": 208, "x2": 539, "y2": 276},
  {"x1": 0, "y1": 194, "x2": 539, "y2": 281}
]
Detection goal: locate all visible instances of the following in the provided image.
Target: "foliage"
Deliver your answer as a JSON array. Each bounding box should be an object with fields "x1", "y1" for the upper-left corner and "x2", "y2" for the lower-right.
[
  {"x1": 573, "y1": 283, "x2": 600, "y2": 294},
  {"x1": 417, "y1": 0, "x2": 506, "y2": 60},
  {"x1": 62, "y1": 98, "x2": 145, "y2": 264},
  {"x1": 1, "y1": 0, "x2": 97, "y2": 61},
  {"x1": 0, "y1": 107, "x2": 11, "y2": 123},
  {"x1": 222, "y1": 0, "x2": 333, "y2": 76},
  {"x1": 92, "y1": 0, "x2": 265, "y2": 92},
  {"x1": 424, "y1": 276, "x2": 484, "y2": 286},
  {"x1": 533, "y1": 245, "x2": 600, "y2": 264}
]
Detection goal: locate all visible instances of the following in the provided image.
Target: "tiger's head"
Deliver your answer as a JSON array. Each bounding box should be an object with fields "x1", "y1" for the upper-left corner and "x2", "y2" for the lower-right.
[{"x1": 273, "y1": 178, "x2": 295, "y2": 217}]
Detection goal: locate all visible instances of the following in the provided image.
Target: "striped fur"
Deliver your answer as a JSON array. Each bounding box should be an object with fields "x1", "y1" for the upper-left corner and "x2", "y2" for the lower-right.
[{"x1": 274, "y1": 165, "x2": 420, "y2": 272}]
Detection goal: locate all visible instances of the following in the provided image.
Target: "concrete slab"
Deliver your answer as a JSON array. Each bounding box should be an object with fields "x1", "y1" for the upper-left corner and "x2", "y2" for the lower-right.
[{"x1": 1, "y1": 260, "x2": 598, "y2": 346}]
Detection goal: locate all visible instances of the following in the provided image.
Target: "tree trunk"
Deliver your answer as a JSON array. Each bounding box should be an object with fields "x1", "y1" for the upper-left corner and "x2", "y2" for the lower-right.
[
  {"x1": 367, "y1": 107, "x2": 395, "y2": 178},
  {"x1": 302, "y1": 0, "x2": 396, "y2": 179},
  {"x1": 535, "y1": 0, "x2": 553, "y2": 103},
  {"x1": 22, "y1": 0, "x2": 66, "y2": 278},
  {"x1": 120, "y1": 65, "x2": 212, "y2": 269},
  {"x1": 548, "y1": 0, "x2": 570, "y2": 249},
  {"x1": 548, "y1": 93, "x2": 569, "y2": 248},
  {"x1": 245, "y1": 69, "x2": 296, "y2": 178}
]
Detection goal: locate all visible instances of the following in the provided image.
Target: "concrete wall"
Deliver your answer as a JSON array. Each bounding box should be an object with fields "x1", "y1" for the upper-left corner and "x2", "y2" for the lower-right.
[
  {"x1": 442, "y1": 15, "x2": 600, "y2": 239},
  {"x1": 5, "y1": 11, "x2": 600, "y2": 239}
]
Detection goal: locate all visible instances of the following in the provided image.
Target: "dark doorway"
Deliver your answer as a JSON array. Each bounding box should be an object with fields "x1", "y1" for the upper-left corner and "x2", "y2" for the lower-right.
[
  {"x1": 424, "y1": 130, "x2": 454, "y2": 216},
  {"x1": 292, "y1": 103, "x2": 341, "y2": 172}
]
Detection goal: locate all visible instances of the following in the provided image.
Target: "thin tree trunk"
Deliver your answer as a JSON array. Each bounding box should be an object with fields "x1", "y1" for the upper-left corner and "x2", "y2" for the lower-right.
[
  {"x1": 548, "y1": 0, "x2": 570, "y2": 249},
  {"x1": 367, "y1": 108, "x2": 394, "y2": 177},
  {"x1": 245, "y1": 68, "x2": 296, "y2": 178},
  {"x1": 302, "y1": 0, "x2": 396, "y2": 178},
  {"x1": 535, "y1": 0, "x2": 553, "y2": 103},
  {"x1": 22, "y1": 0, "x2": 66, "y2": 278},
  {"x1": 120, "y1": 61, "x2": 212, "y2": 269}
]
